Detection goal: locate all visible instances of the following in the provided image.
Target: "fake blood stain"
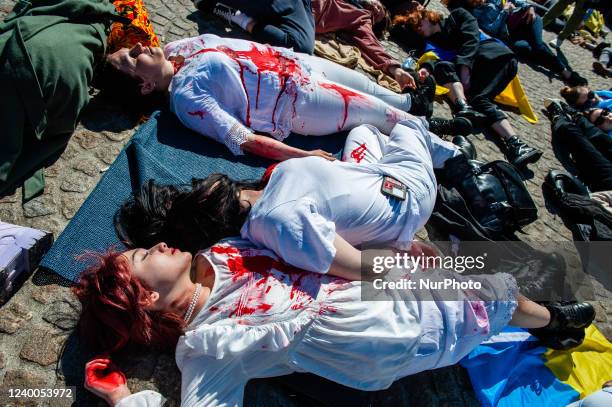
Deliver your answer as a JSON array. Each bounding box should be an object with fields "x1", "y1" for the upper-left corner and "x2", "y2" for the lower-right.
[
  {"x1": 350, "y1": 143, "x2": 367, "y2": 163},
  {"x1": 187, "y1": 110, "x2": 206, "y2": 119},
  {"x1": 319, "y1": 83, "x2": 366, "y2": 131},
  {"x1": 185, "y1": 44, "x2": 309, "y2": 129},
  {"x1": 209, "y1": 245, "x2": 339, "y2": 318}
]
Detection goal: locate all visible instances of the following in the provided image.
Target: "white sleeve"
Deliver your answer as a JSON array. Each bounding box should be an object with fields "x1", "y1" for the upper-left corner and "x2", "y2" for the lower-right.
[
  {"x1": 172, "y1": 78, "x2": 251, "y2": 156},
  {"x1": 244, "y1": 198, "x2": 337, "y2": 273},
  {"x1": 115, "y1": 390, "x2": 165, "y2": 407}
]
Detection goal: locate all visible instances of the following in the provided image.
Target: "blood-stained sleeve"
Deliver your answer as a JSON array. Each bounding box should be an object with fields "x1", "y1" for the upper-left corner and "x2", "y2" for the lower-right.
[{"x1": 171, "y1": 77, "x2": 252, "y2": 156}]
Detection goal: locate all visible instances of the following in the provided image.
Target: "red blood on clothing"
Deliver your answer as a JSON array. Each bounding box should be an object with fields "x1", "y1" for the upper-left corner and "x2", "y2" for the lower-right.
[
  {"x1": 208, "y1": 306, "x2": 220, "y2": 312},
  {"x1": 186, "y1": 44, "x2": 309, "y2": 130},
  {"x1": 350, "y1": 143, "x2": 367, "y2": 163},
  {"x1": 320, "y1": 83, "x2": 366, "y2": 131},
  {"x1": 187, "y1": 110, "x2": 206, "y2": 119}
]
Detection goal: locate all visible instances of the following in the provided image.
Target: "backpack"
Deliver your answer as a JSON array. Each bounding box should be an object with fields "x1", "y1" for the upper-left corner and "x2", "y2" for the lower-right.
[{"x1": 435, "y1": 155, "x2": 538, "y2": 240}]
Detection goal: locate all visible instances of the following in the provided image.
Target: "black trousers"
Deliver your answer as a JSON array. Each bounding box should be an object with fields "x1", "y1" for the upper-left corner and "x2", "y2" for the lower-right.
[
  {"x1": 434, "y1": 54, "x2": 518, "y2": 126},
  {"x1": 552, "y1": 116, "x2": 612, "y2": 192},
  {"x1": 208, "y1": 0, "x2": 315, "y2": 54}
]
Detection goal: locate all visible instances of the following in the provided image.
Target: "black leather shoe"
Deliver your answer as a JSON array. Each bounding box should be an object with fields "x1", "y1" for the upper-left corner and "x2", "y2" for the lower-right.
[
  {"x1": 565, "y1": 70, "x2": 588, "y2": 87},
  {"x1": 529, "y1": 327, "x2": 586, "y2": 350},
  {"x1": 547, "y1": 301, "x2": 595, "y2": 330},
  {"x1": 452, "y1": 135, "x2": 477, "y2": 159},
  {"x1": 528, "y1": 301, "x2": 595, "y2": 350},
  {"x1": 428, "y1": 117, "x2": 473, "y2": 136},
  {"x1": 454, "y1": 99, "x2": 487, "y2": 127},
  {"x1": 543, "y1": 169, "x2": 589, "y2": 200},
  {"x1": 407, "y1": 75, "x2": 435, "y2": 118},
  {"x1": 504, "y1": 136, "x2": 543, "y2": 167}
]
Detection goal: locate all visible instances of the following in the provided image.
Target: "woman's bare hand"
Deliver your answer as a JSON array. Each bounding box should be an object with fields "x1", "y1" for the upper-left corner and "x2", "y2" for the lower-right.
[
  {"x1": 85, "y1": 357, "x2": 131, "y2": 406},
  {"x1": 390, "y1": 67, "x2": 417, "y2": 90},
  {"x1": 309, "y1": 149, "x2": 336, "y2": 161}
]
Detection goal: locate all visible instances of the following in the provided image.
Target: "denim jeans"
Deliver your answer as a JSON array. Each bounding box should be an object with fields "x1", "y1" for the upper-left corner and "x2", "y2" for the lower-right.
[{"x1": 510, "y1": 15, "x2": 566, "y2": 73}]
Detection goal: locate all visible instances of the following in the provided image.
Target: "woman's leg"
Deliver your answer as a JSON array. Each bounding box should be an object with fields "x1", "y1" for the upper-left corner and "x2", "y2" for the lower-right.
[
  {"x1": 298, "y1": 53, "x2": 411, "y2": 111},
  {"x1": 509, "y1": 294, "x2": 551, "y2": 328},
  {"x1": 342, "y1": 124, "x2": 388, "y2": 163},
  {"x1": 292, "y1": 78, "x2": 415, "y2": 135},
  {"x1": 528, "y1": 16, "x2": 568, "y2": 73}
]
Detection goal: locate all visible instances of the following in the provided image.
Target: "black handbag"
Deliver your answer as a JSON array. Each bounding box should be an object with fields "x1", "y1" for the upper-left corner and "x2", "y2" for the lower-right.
[{"x1": 440, "y1": 155, "x2": 538, "y2": 238}]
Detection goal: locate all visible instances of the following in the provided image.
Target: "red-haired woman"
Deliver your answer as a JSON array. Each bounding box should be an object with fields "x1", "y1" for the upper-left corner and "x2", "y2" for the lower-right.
[
  {"x1": 392, "y1": 7, "x2": 542, "y2": 168},
  {"x1": 75, "y1": 240, "x2": 594, "y2": 406}
]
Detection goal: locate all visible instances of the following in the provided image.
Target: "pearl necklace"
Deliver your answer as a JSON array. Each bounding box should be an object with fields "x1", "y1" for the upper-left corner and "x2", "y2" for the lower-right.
[{"x1": 183, "y1": 283, "x2": 202, "y2": 323}]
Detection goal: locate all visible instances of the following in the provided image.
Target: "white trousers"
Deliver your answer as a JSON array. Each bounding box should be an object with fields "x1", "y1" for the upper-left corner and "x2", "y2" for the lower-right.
[{"x1": 291, "y1": 54, "x2": 416, "y2": 136}]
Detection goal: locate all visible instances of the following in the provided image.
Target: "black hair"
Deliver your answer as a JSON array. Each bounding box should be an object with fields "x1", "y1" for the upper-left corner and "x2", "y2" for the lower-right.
[
  {"x1": 114, "y1": 180, "x2": 182, "y2": 249},
  {"x1": 91, "y1": 58, "x2": 167, "y2": 119},
  {"x1": 114, "y1": 175, "x2": 262, "y2": 253}
]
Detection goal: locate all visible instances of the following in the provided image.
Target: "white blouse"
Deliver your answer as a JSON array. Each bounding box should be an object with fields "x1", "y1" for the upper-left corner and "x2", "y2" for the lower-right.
[
  {"x1": 116, "y1": 238, "x2": 517, "y2": 407},
  {"x1": 165, "y1": 34, "x2": 314, "y2": 155}
]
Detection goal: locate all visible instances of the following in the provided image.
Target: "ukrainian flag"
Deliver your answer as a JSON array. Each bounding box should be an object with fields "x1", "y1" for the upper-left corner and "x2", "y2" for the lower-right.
[{"x1": 461, "y1": 325, "x2": 612, "y2": 406}]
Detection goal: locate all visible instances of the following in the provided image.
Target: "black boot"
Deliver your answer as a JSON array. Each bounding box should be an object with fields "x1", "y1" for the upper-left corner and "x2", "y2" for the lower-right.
[
  {"x1": 564, "y1": 70, "x2": 588, "y2": 87},
  {"x1": 454, "y1": 98, "x2": 486, "y2": 127},
  {"x1": 428, "y1": 116, "x2": 473, "y2": 136},
  {"x1": 452, "y1": 135, "x2": 477, "y2": 159},
  {"x1": 543, "y1": 98, "x2": 572, "y2": 123},
  {"x1": 407, "y1": 75, "x2": 435, "y2": 118},
  {"x1": 504, "y1": 136, "x2": 543, "y2": 167},
  {"x1": 528, "y1": 301, "x2": 595, "y2": 350},
  {"x1": 543, "y1": 169, "x2": 589, "y2": 203}
]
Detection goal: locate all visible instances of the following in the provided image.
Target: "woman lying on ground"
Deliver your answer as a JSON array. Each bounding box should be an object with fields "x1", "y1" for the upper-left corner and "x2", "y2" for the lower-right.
[
  {"x1": 545, "y1": 99, "x2": 612, "y2": 192},
  {"x1": 442, "y1": 0, "x2": 587, "y2": 86},
  {"x1": 115, "y1": 119, "x2": 469, "y2": 272},
  {"x1": 391, "y1": 7, "x2": 543, "y2": 168},
  {"x1": 75, "y1": 239, "x2": 595, "y2": 406},
  {"x1": 193, "y1": 0, "x2": 316, "y2": 54},
  {"x1": 104, "y1": 33, "x2": 468, "y2": 162},
  {"x1": 560, "y1": 86, "x2": 612, "y2": 111},
  {"x1": 311, "y1": 0, "x2": 426, "y2": 93}
]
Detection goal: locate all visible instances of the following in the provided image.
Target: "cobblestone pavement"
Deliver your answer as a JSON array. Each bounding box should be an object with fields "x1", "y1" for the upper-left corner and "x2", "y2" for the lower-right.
[{"x1": 0, "y1": 0, "x2": 610, "y2": 405}]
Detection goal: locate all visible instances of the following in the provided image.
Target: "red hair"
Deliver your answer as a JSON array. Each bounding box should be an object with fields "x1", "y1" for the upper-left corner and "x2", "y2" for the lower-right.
[
  {"x1": 72, "y1": 250, "x2": 185, "y2": 353},
  {"x1": 392, "y1": 8, "x2": 442, "y2": 32}
]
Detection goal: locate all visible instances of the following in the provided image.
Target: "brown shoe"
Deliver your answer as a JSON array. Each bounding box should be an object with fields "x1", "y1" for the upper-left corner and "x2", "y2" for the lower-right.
[{"x1": 593, "y1": 61, "x2": 609, "y2": 78}]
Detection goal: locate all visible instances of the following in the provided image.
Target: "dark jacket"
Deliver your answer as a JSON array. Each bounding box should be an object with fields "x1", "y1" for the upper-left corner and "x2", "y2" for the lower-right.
[
  {"x1": 0, "y1": 0, "x2": 116, "y2": 199},
  {"x1": 424, "y1": 8, "x2": 513, "y2": 71}
]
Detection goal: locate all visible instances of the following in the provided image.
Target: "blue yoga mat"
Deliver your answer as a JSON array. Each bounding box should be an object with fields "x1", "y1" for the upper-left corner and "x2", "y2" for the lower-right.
[{"x1": 41, "y1": 110, "x2": 347, "y2": 282}]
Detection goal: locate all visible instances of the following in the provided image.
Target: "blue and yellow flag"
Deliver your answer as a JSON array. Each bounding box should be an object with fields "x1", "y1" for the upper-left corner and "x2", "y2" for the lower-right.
[{"x1": 461, "y1": 325, "x2": 612, "y2": 406}]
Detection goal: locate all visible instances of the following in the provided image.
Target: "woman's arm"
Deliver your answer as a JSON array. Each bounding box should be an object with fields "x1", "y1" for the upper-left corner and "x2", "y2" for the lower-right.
[
  {"x1": 327, "y1": 235, "x2": 363, "y2": 281},
  {"x1": 241, "y1": 134, "x2": 335, "y2": 161},
  {"x1": 450, "y1": 9, "x2": 481, "y2": 70}
]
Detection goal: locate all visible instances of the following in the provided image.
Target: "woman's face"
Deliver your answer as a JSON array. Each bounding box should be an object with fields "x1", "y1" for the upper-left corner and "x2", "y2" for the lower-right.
[
  {"x1": 575, "y1": 86, "x2": 597, "y2": 107},
  {"x1": 107, "y1": 43, "x2": 168, "y2": 90},
  {"x1": 589, "y1": 108, "x2": 612, "y2": 132},
  {"x1": 419, "y1": 17, "x2": 437, "y2": 37},
  {"x1": 123, "y1": 242, "x2": 193, "y2": 303}
]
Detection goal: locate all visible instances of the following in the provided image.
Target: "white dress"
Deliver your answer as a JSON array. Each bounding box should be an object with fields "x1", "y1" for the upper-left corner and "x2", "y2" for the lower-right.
[
  {"x1": 116, "y1": 238, "x2": 518, "y2": 407},
  {"x1": 166, "y1": 34, "x2": 316, "y2": 155},
  {"x1": 241, "y1": 120, "x2": 459, "y2": 273}
]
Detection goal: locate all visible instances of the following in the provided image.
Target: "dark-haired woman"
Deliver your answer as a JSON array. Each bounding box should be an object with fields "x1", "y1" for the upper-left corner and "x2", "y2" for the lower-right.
[
  {"x1": 104, "y1": 33, "x2": 445, "y2": 162},
  {"x1": 442, "y1": 0, "x2": 586, "y2": 86},
  {"x1": 75, "y1": 240, "x2": 594, "y2": 406},
  {"x1": 392, "y1": 7, "x2": 543, "y2": 168},
  {"x1": 116, "y1": 120, "x2": 461, "y2": 273},
  {"x1": 560, "y1": 86, "x2": 612, "y2": 110}
]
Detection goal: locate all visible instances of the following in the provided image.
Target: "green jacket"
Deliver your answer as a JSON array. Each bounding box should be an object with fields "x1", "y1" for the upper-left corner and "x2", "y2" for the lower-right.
[{"x1": 0, "y1": 0, "x2": 117, "y2": 199}]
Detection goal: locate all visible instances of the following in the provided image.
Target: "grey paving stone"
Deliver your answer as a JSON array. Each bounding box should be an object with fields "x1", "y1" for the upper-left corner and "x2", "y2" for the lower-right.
[{"x1": 0, "y1": 0, "x2": 610, "y2": 405}]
